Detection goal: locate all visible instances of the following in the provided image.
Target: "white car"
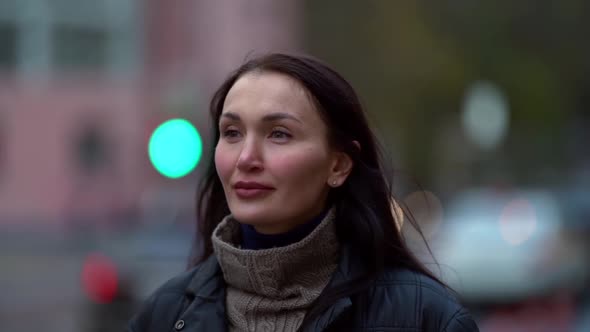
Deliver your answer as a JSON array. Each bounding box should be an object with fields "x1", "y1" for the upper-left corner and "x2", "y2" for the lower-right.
[{"x1": 432, "y1": 188, "x2": 590, "y2": 303}]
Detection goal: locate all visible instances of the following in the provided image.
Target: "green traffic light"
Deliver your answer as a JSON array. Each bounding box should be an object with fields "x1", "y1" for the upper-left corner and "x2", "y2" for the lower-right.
[{"x1": 148, "y1": 118, "x2": 202, "y2": 178}]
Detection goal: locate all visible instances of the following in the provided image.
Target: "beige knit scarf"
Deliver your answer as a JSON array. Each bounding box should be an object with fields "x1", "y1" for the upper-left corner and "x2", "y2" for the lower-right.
[{"x1": 211, "y1": 209, "x2": 340, "y2": 332}]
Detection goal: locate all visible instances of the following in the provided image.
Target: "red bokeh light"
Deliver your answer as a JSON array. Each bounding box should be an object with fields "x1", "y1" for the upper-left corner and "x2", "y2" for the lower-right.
[{"x1": 81, "y1": 253, "x2": 118, "y2": 303}]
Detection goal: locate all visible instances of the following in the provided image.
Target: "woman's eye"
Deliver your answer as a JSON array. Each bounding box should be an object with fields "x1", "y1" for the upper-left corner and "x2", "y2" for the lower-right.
[
  {"x1": 222, "y1": 129, "x2": 241, "y2": 138},
  {"x1": 269, "y1": 130, "x2": 292, "y2": 139}
]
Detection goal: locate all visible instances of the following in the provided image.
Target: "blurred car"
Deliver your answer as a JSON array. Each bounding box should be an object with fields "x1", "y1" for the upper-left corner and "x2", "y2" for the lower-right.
[{"x1": 433, "y1": 188, "x2": 590, "y2": 304}]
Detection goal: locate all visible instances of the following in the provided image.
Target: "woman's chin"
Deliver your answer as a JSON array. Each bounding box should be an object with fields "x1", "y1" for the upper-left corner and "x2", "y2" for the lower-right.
[{"x1": 231, "y1": 208, "x2": 271, "y2": 225}]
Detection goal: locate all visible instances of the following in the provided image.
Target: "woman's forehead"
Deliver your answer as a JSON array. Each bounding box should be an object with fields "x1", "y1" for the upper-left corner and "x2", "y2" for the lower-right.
[{"x1": 222, "y1": 72, "x2": 317, "y2": 121}]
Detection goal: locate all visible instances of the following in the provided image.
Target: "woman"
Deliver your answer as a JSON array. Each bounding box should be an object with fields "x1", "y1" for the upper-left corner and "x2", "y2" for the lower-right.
[{"x1": 128, "y1": 53, "x2": 479, "y2": 331}]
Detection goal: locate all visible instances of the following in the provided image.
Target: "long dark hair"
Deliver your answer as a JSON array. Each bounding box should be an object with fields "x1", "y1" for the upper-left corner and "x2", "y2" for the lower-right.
[{"x1": 191, "y1": 53, "x2": 444, "y2": 293}]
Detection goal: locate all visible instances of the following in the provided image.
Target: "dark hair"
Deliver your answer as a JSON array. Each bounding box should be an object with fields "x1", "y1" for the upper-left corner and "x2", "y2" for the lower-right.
[{"x1": 192, "y1": 53, "x2": 446, "y2": 318}]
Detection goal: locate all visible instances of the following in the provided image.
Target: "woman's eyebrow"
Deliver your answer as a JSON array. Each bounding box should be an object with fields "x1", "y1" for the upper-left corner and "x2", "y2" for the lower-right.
[
  {"x1": 221, "y1": 111, "x2": 302, "y2": 124},
  {"x1": 261, "y1": 112, "x2": 302, "y2": 124}
]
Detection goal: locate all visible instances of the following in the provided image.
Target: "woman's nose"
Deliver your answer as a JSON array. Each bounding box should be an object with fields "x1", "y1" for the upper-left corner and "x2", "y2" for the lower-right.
[{"x1": 236, "y1": 138, "x2": 263, "y2": 172}]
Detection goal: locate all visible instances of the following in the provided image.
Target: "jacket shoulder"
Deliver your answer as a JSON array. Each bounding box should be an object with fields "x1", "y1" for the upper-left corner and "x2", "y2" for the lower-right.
[
  {"x1": 375, "y1": 267, "x2": 458, "y2": 305},
  {"x1": 153, "y1": 265, "x2": 200, "y2": 295},
  {"x1": 359, "y1": 268, "x2": 478, "y2": 331},
  {"x1": 126, "y1": 265, "x2": 202, "y2": 332}
]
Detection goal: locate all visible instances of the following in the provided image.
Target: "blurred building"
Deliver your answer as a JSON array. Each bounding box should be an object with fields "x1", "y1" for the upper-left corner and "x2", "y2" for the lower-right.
[{"x1": 0, "y1": 0, "x2": 301, "y2": 230}]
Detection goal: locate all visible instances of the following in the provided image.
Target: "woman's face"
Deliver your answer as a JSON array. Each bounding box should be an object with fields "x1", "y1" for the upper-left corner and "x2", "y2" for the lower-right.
[{"x1": 215, "y1": 71, "x2": 352, "y2": 234}]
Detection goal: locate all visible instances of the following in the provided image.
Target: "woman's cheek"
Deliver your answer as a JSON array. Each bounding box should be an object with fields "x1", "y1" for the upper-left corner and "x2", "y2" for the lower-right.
[
  {"x1": 271, "y1": 149, "x2": 327, "y2": 181},
  {"x1": 214, "y1": 145, "x2": 234, "y2": 182}
]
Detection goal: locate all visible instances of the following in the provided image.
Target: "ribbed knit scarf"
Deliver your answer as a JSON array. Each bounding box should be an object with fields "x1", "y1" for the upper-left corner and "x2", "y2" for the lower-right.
[{"x1": 211, "y1": 209, "x2": 340, "y2": 332}]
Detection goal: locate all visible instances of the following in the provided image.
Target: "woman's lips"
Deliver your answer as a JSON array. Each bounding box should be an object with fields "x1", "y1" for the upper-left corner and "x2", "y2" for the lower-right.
[
  {"x1": 233, "y1": 181, "x2": 275, "y2": 199},
  {"x1": 234, "y1": 188, "x2": 274, "y2": 198}
]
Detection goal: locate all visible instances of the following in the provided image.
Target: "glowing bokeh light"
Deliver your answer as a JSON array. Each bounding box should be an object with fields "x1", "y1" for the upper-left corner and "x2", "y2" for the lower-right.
[
  {"x1": 81, "y1": 253, "x2": 118, "y2": 304},
  {"x1": 462, "y1": 81, "x2": 509, "y2": 150},
  {"x1": 148, "y1": 118, "x2": 202, "y2": 178},
  {"x1": 499, "y1": 198, "x2": 537, "y2": 245},
  {"x1": 403, "y1": 190, "x2": 444, "y2": 238}
]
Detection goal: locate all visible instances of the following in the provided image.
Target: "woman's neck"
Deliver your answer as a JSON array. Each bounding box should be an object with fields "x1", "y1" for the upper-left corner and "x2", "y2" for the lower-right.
[{"x1": 240, "y1": 209, "x2": 329, "y2": 250}]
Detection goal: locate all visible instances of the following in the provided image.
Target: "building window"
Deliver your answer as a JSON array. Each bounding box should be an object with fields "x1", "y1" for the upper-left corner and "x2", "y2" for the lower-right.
[
  {"x1": 0, "y1": 0, "x2": 140, "y2": 76},
  {"x1": 0, "y1": 23, "x2": 17, "y2": 68},
  {"x1": 53, "y1": 24, "x2": 108, "y2": 69},
  {"x1": 74, "y1": 124, "x2": 112, "y2": 175}
]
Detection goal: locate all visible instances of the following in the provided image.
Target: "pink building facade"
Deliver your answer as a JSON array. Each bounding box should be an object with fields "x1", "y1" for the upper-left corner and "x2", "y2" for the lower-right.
[{"x1": 0, "y1": 0, "x2": 301, "y2": 229}]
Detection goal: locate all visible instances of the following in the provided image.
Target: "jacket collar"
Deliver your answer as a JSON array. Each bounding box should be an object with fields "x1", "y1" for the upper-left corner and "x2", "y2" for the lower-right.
[
  {"x1": 329, "y1": 244, "x2": 367, "y2": 287},
  {"x1": 299, "y1": 244, "x2": 368, "y2": 331},
  {"x1": 186, "y1": 254, "x2": 225, "y2": 300},
  {"x1": 176, "y1": 255, "x2": 227, "y2": 330}
]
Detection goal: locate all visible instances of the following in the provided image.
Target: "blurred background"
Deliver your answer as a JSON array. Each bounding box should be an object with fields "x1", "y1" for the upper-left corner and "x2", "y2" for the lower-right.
[{"x1": 0, "y1": 0, "x2": 588, "y2": 331}]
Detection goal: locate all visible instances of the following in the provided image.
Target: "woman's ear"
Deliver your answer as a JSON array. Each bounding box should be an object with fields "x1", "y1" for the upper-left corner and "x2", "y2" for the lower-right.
[{"x1": 328, "y1": 143, "x2": 358, "y2": 187}]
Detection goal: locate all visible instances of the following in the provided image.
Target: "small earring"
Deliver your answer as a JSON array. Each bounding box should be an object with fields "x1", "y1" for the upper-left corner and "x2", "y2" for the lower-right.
[{"x1": 331, "y1": 180, "x2": 338, "y2": 186}]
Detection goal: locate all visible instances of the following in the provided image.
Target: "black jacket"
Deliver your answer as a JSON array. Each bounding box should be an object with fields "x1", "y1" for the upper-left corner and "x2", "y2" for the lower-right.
[{"x1": 127, "y1": 246, "x2": 479, "y2": 331}]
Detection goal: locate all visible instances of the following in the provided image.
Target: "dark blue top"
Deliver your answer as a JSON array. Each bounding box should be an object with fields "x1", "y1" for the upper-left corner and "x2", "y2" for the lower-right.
[{"x1": 240, "y1": 209, "x2": 329, "y2": 250}]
